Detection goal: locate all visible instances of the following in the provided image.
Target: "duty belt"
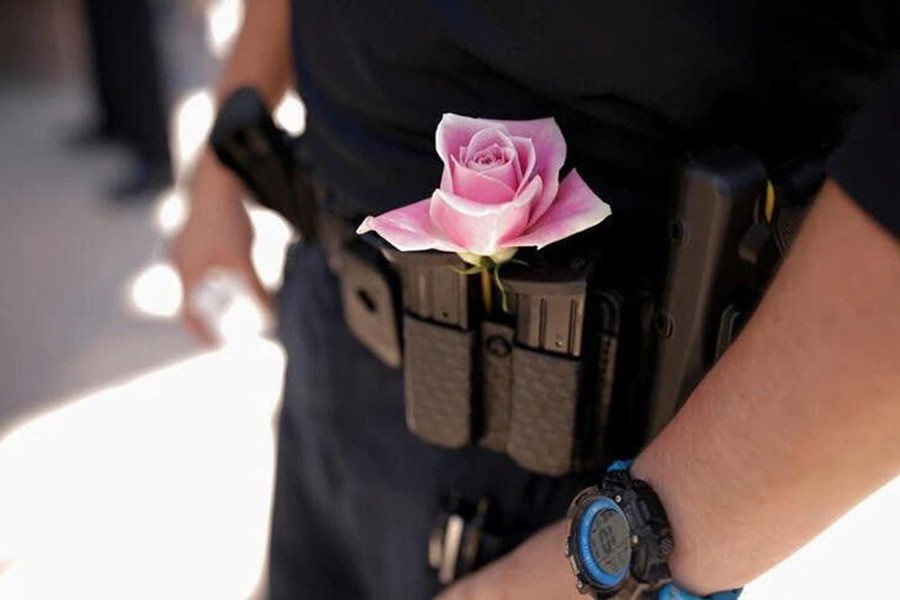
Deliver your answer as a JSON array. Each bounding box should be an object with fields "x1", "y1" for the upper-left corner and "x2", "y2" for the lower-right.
[
  {"x1": 210, "y1": 86, "x2": 824, "y2": 479},
  {"x1": 313, "y1": 204, "x2": 629, "y2": 476}
]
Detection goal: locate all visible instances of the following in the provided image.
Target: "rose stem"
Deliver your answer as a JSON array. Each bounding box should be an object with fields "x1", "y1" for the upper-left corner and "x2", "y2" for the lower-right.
[{"x1": 481, "y1": 268, "x2": 493, "y2": 314}]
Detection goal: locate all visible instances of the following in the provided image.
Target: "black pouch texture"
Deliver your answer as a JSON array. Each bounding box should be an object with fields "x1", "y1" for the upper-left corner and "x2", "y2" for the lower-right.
[
  {"x1": 403, "y1": 315, "x2": 476, "y2": 448},
  {"x1": 505, "y1": 346, "x2": 583, "y2": 476}
]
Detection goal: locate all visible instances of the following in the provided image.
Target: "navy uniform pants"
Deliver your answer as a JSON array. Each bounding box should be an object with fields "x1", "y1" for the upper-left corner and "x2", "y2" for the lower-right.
[{"x1": 267, "y1": 242, "x2": 585, "y2": 599}]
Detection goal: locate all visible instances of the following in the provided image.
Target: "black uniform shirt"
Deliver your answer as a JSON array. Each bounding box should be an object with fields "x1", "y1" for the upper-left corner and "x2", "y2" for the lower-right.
[{"x1": 290, "y1": 0, "x2": 899, "y2": 237}]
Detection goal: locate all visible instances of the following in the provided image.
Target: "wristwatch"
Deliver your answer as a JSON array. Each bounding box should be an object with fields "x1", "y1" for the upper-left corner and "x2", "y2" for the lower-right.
[{"x1": 565, "y1": 460, "x2": 742, "y2": 599}]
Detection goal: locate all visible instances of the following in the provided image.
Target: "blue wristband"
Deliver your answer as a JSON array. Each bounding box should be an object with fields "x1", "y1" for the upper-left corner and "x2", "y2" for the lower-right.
[{"x1": 657, "y1": 583, "x2": 742, "y2": 600}]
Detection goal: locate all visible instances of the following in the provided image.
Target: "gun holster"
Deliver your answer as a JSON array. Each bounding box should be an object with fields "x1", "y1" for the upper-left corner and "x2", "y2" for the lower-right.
[
  {"x1": 645, "y1": 147, "x2": 824, "y2": 439},
  {"x1": 210, "y1": 87, "x2": 406, "y2": 368}
]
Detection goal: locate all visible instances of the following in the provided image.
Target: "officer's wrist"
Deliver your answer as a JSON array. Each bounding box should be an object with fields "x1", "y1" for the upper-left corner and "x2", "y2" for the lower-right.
[
  {"x1": 187, "y1": 149, "x2": 244, "y2": 211},
  {"x1": 630, "y1": 447, "x2": 743, "y2": 597}
]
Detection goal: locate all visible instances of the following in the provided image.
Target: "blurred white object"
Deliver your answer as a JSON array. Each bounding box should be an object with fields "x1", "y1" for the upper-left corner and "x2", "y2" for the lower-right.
[
  {"x1": 126, "y1": 262, "x2": 183, "y2": 319},
  {"x1": 0, "y1": 338, "x2": 285, "y2": 599},
  {"x1": 190, "y1": 269, "x2": 270, "y2": 344},
  {"x1": 247, "y1": 206, "x2": 293, "y2": 288},
  {"x1": 273, "y1": 92, "x2": 306, "y2": 136},
  {"x1": 205, "y1": 0, "x2": 244, "y2": 58},
  {"x1": 155, "y1": 188, "x2": 188, "y2": 235},
  {"x1": 171, "y1": 89, "x2": 215, "y2": 175}
]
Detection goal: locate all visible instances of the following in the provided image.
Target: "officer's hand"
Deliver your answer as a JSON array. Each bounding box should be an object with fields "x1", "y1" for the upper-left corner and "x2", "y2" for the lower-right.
[
  {"x1": 435, "y1": 520, "x2": 583, "y2": 600},
  {"x1": 169, "y1": 169, "x2": 273, "y2": 344}
]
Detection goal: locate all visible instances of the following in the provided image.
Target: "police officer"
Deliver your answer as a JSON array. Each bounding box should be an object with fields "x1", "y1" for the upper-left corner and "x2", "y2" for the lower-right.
[{"x1": 171, "y1": 1, "x2": 900, "y2": 598}]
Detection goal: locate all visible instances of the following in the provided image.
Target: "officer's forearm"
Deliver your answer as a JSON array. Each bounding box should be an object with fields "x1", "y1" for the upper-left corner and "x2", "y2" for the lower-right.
[
  {"x1": 632, "y1": 179, "x2": 900, "y2": 595},
  {"x1": 192, "y1": 0, "x2": 293, "y2": 206},
  {"x1": 212, "y1": 0, "x2": 292, "y2": 108}
]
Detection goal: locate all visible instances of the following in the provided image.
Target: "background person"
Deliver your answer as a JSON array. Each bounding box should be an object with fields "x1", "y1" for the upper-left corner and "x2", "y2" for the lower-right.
[{"x1": 80, "y1": 0, "x2": 173, "y2": 198}]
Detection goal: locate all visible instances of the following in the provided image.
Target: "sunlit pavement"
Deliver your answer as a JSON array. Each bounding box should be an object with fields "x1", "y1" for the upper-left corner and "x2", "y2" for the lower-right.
[
  {"x1": 0, "y1": 2, "x2": 897, "y2": 598},
  {"x1": 0, "y1": 75, "x2": 289, "y2": 595},
  {"x1": 0, "y1": 340, "x2": 284, "y2": 599},
  {"x1": 0, "y1": 3, "x2": 289, "y2": 597}
]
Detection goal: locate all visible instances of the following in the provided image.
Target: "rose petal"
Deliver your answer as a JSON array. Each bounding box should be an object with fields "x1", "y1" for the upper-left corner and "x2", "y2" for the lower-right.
[
  {"x1": 503, "y1": 170, "x2": 610, "y2": 250},
  {"x1": 430, "y1": 177, "x2": 543, "y2": 256},
  {"x1": 450, "y1": 156, "x2": 517, "y2": 204},
  {"x1": 510, "y1": 136, "x2": 535, "y2": 188},
  {"x1": 467, "y1": 145, "x2": 515, "y2": 172},
  {"x1": 356, "y1": 198, "x2": 464, "y2": 253},
  {"x1": 477, "y1": 155, "x2": 519, "y2": 189},
  {"x1": 440, "y1": 165, "x2": 453, "y2": 193},
  {"x1": 437, "y1": 114, "x2": 502, "y2": 166},
  {"x1": 501, "y1": 118, "x2": 566, "y2": 225},
  {"x1": 436, "y1": 114, "x2": 565, "y2": 225},
  {"x1": 462, "y1": 127, "x2": 515, "y2": 162}
]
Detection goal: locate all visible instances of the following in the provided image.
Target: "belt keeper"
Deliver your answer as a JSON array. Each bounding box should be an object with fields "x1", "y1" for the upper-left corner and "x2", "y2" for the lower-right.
[{"x1": 479, "y1": 321, "x2": 515, "y2": 452}]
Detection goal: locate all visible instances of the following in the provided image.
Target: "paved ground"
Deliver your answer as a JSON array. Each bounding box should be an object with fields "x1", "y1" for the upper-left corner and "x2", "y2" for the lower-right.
[
  {"x1": 0, "y1": 0, "x2": 221, "y2": 430},
  {"x1": 0, "y1": 77, "x2": 196, "y2": 430},
  {"x1": 0, "y1": 5, "x2": 284, "y2": 597}
]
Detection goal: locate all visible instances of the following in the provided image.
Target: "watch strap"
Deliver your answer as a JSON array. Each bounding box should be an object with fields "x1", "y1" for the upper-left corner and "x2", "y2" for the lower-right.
[
  {"x1": 607, "y1": 459, "x2": 634, "y2": 472},
  {"x1": 656, "y1": 583, "x2": 743, "y2": 600},
  {"x1": 601, "y1": 465, "x2": 673, "y2": 584},
  {"x1": 606, "y1": 461, "x2": 743, "y2": 600}
]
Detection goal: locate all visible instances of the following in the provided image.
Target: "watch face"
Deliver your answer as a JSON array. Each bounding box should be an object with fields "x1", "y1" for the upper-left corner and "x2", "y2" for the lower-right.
[{"x1": 589, "y1": 508, "x2": 631, "y2": 575}]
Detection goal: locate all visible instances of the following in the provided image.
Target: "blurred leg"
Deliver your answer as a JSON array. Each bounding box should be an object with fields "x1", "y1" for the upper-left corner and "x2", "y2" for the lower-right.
[
  {"x1": 91, "y1": 0, "x2": 172, "y2": 197},
  {"x1": 82, "y1": 0, "x2": 122, "y2": 139}
]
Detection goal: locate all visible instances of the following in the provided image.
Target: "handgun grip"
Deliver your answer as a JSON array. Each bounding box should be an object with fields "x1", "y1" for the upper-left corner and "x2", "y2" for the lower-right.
[
  {"x1": 646, "y1": 148, "x2": 766, "y2": 438},
  {"x1": 209, "y1": 87, "x2": 319, "y2": 240}
]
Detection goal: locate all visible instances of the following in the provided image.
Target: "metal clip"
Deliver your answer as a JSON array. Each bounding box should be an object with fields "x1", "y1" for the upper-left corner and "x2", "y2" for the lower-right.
[{"x1": 428, "y1": 497, "x2": 491, "y2": 585}]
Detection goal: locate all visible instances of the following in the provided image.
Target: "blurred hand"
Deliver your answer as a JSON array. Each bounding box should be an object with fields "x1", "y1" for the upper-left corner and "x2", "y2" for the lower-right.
[
  {"x1": 170, "y1": 163, "x2": 273, "y2": 344},
  {"x1": 435, "y1": 520, "x2": 583, "y2": 600}
]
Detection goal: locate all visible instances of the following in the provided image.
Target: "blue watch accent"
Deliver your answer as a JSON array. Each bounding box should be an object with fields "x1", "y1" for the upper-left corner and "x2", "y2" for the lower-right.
[
  {"x1": 576, "y1": 496, "x2": 631, "y2": 588},
  {"x1": 607, "y1": 459, "x2": 634, "y2": 472},
  {"x1": 657, "y1": 582, "x2": 743, "y2": 599}
]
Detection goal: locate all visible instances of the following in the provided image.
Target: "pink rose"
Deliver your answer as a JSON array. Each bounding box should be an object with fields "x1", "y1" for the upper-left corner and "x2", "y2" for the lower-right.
[{"x1": 356, "y1": 114, "x2": 610, "y2": 262}]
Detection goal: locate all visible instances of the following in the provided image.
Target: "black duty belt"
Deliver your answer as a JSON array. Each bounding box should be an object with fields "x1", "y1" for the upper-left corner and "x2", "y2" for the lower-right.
[
  {"x1": 315, "y1": 204, "x2": 628, "y2": 477},
  {"x1": 210, "y1": 86, "x2": 825, "y2": 479}
]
